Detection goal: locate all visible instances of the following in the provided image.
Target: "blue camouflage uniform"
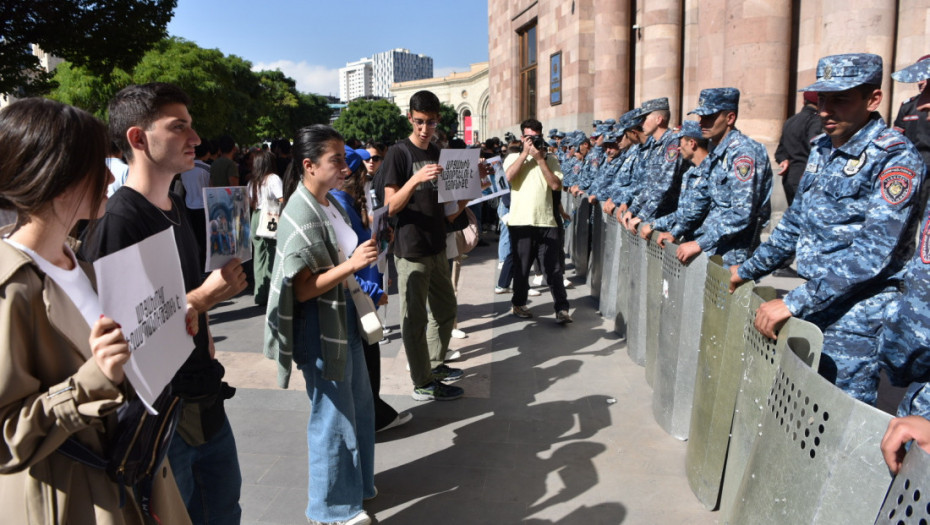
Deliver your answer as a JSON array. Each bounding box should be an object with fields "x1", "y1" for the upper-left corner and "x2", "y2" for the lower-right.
[
  {"x1": 628, "y1": 98, "x2": 689, "y2": 222},
  {"x1": 579, "y1": 125, "x2": 608, "y2": 192},
  {"x1": 652, "y1": 121, "x2": 711, "y2": 240},
  {"x1": 589, "y1": 131, "x2": 625, "y2": 201},
  {"x1": 738, "y1": 53, "x2": 926, "y2": 405},
  {"x1": 687, "y1": 87, "x2": 773, "y2": 266},
  {"x1": 877, "y1": 56, "x2": 930, "y2": 416}
]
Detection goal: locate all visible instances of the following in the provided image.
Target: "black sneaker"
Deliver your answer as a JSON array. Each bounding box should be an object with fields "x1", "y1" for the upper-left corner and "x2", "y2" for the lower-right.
[
  {"x1": 431, "y1": 364, "x2": 464, "y2": 382},
  {"x1": 412, "y1": 380, "x2": 465, "y2": 401}
]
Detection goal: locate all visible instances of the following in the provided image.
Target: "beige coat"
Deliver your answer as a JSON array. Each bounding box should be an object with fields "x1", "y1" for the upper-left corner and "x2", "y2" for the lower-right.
[{"x1": 0, "y1": 239, "x2": 191, "y2": 524}]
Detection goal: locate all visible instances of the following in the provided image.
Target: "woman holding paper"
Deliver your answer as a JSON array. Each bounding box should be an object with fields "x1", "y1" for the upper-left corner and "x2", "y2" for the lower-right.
[
  {"x1": 331, "y1": 146, "x2": 411, "y2": 434},
  {"x1": 0, "y1": 98, "x2": 190, "y2": 524},
  {"x1": 264, "y1": 125, "x2": 378, "y2": 525}
]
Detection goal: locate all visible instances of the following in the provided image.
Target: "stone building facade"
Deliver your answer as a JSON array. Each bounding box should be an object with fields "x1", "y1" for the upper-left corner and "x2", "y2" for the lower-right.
[
  {"x1": 487, "y1": 0, "x2": 930, "y2": 212},
  {"x1": 391, "y1": 62, "x2": 490, "y2": 144},
  {"x1": 488, "y1": 0, "x2": 930, "y2": 150}
]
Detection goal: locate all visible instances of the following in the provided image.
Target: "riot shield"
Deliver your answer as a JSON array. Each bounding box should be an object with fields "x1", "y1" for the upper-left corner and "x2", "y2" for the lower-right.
[
  {"x1": 625, "y1": 230, "x2": 648, "y2": 366},
  {"x1": 874, "y1": 445, "x2": 930, "y2": 524},
  {"x1": 589, "y1": 203, "x2": 604, "y2": 304},
  {"x1": 644, "y1": 234, "x2": 666, "y2": 388},
  {"x1": 571, "y1": 196, "x2": 591, "y2": 279}
]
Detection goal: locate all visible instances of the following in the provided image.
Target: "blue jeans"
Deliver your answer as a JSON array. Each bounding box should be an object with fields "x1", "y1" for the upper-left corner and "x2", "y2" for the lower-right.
[
  {"x1": 497, "y1": 200, "x2": 511, "y2": 262},
  {"x1": 295, "y1": 295, "x2": 376, "y2": 523},
  {"x1": 168, "y1": 416, "x2": 242, "y2": 525}
]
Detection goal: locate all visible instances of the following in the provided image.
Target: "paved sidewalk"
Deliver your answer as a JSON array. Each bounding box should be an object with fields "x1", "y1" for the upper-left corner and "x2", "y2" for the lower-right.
[{"x1": 210, "y1": 240, "x2": 720, "y2": 524}]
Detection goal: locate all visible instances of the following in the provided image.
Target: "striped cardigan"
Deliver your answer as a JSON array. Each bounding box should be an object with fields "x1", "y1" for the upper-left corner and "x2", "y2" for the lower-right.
[{"x1": 263, "y1": 183, "x2": 350, "y2": 387}]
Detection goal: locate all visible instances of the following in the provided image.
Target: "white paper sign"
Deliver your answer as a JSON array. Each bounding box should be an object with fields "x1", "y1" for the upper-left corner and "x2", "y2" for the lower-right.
[
  {"x1": 203, "y1": 186, "x2": 253, "y2": 272},
  {"x1": 437, "y1": 148, "x2": 483, "y2": 203},
  {"x1": 94, "y1": 228, "x2": 193, "y2": 414},
  {"x1": 467, "y1": 155, "x2": 510, "y2": 205}
]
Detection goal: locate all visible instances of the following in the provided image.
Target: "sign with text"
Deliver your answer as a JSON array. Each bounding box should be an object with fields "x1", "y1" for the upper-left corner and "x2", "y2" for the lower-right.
[
  {"x1": 94, "y1": 228, "x2": 193, "y2": 414},
  {"x1": 437, "y1": 148, "x2": 482, "y2": 203}
]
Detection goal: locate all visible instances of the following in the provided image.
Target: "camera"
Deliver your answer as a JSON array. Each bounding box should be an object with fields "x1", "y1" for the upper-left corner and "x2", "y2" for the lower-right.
[{"x1": 529, "y1": 135, "x2": 548, "y2": 152}]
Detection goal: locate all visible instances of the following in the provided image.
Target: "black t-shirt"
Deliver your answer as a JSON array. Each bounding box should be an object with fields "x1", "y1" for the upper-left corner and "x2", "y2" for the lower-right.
[
  {"x1": 78, "y1": 186, "x2": 218, "y2": 397},
  {"x1": 381, "y1": 138, "x2": 446, "y2": 258}
]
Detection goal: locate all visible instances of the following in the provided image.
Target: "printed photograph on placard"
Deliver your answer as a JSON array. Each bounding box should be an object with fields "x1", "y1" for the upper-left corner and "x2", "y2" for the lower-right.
[{"x1": 203, "y1": 186, "x2": 252, "y2": 271}]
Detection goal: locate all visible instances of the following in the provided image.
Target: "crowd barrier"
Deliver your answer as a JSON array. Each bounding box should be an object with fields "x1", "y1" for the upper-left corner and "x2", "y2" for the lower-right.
[{"x1": 572, "y1": 217, "x2": 912, "y2": 524}]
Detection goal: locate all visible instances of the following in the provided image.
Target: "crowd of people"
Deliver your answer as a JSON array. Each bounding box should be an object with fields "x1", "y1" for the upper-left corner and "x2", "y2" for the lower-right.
[{"x1": 4, "y1": 48, "x2": 930, "y2": 524}]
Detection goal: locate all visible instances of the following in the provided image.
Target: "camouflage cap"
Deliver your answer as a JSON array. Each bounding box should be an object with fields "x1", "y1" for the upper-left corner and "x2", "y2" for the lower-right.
[
  {"x1": 678, "y1": 120, "x2": 703, "y2": 139},
  {"x1": 547, "y1": 139, "x2": 558, "y2": 148},
  {"x1": 799, "y1": 53, "x2": 883, "y2": 92},
  {"x1": 689, "y1": 88, "x2": 740, "y2": 115},
  {"x1": 640, "y1": 97, "x2": 670, "y2": 113},
  {"x1": 591, "y1": 124, "x2": 611, "y2": 138},
  {"x1": 618, "y1": 108, "x2": 645, "y2": 132},
  {"x1": 602, "y1": 130, "x2": 621, "y2": 144},
  {"x1": 604, "y1": 118, "x2": 617, "y2": 127},
  {"x1": 548, "y1": 128, "x2": 560, "y2": 138},
  {"x1": 592, "y1": 120, "x2": 603, "y2": 128},
  {"x1": 892, "y1": 55, "x2": 930, "y2": 83},
  {"x1": 555, "y1": 131, "x2": 566, "y2": 139}
]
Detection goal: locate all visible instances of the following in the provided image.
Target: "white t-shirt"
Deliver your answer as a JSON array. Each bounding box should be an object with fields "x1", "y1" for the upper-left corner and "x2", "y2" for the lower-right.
[
  {"x1": 4, "y1": 239, "x2": 101, "y2": 328},
  {"x1": 321, "y1": 202, "x2": 358, "y2": 261},
  {"x1": 250, "y1": 174, "x2": 284, "y2": 210}
]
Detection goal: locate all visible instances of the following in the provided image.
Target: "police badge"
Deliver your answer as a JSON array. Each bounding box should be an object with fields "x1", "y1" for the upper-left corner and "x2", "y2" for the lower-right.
[
  {"x1": 843, "y1": 152, "x2": 867, "y2": 176},
  {"x1": 733, "y1": 155, "x2": 754, "y2": 182},
  {"x1": 665, "y1": 144, "x2": 679, "y2": 162},
  {"x1": 880, "y1": 166, "x2": 916, "y2": 205}
]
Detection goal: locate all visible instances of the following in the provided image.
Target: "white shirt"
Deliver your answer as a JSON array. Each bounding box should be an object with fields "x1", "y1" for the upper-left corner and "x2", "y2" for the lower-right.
[
  {"x1": 4, "y1": 239, "x2": 101, "y2": 328},
  {"x1": 250, "y1": 174, "x2": 284, "y2": 210}
]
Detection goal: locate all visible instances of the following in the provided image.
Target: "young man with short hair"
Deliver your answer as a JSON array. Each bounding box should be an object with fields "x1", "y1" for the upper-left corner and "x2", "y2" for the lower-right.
[
  {"x1": 381, "y1": 90, "x2": 472, "y2": 401},
  {"x1": 80, "y1": 82, "x2": 247, "y2": 524}
]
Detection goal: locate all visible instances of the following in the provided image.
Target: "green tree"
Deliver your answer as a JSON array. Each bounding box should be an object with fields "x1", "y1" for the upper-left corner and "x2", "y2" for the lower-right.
[
  {"x1": 0, "y1": 0, "x2": 176, "y2": 96},
  {"x1": 439, "y1": 102, "x2": 459, "y2": 140},
  {"x1": 252, "y1": 71, "x2": 332, "y2": 140},
  {"x1": 333, "y1": 99, "x2": 411, "y2": 143},
  {"x1": 49, "y1": 62, "x2": 131, "y2": 119}
]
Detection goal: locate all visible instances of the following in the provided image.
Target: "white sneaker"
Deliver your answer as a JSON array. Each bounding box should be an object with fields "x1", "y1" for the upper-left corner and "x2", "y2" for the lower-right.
[
  {"x1": 445, "y1": 349, "x2": 462, "y2": 361},
  {"x1": 344, "y1": 511, "x2": 372, "y2": 525},
  {"x1": 497, "y1": 260, "x2": 504, "y2": 269},
  {"x1": 494, "y1": 286, "x2": 512, "y2": 294},
  {"x1": 528, "y1": 288, "x2": 542, "y2": 297},
  {"x1": 563, "y1": 278, "x2": 574, "y2": 289},
  {"x1": 532, "y1": 274, "x2": 544, "y2": 286},
  {"x1": 450, "y1": 328, "x2": 466, "y2": 339}
]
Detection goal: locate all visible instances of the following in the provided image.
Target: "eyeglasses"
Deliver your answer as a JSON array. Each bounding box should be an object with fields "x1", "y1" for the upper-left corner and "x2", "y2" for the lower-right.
[
  {"x1": 411, "y1": 118, "x2": 439, "y2": 129},
  {"x1": 366, "y1": 155, "x2": 383, "y2": 162}
]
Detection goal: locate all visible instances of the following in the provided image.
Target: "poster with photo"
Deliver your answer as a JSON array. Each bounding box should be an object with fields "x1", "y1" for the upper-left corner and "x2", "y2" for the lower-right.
[
  {"x1": 467, "y1": 155, "x2": 510, "y2": 206},
  {"x1": 203, "y1": 186, "x2": 252, "y2": 272}
]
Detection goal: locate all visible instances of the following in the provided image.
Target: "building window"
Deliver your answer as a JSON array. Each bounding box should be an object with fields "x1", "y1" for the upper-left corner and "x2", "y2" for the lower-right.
[{"x1": 519, "y1": 22, "x2": 537, "y2": 121}]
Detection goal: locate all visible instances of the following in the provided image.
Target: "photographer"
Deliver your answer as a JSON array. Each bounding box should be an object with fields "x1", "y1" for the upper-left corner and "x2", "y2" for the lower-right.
[{"x1": 504, "y1": 118, "x2": 572, "y2": 323}]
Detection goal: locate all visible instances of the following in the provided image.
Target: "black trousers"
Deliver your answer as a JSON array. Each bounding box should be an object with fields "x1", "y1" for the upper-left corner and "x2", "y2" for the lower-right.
[{"x1": 510, "y1": 225, "x2": 569, "y2": 312}]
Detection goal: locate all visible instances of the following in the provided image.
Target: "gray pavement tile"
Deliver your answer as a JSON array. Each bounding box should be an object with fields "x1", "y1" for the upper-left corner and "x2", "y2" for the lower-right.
[
  {"x1": 257, "y1": 486, "x2": 307, "y2": 524},
  {"x1": 240, "y1": 483, "x2": 283, "y2": 522},
  {"x1": 239, "y1": 452, "x2": 281, "y2": 485}
]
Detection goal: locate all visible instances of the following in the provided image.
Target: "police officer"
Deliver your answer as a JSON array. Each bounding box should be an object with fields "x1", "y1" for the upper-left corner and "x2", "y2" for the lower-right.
[
  {"x1": 731, "y1": 53, "x2": 926, "y2": 406},
  {"x1": 588, "y1": 129, "x2": 626, "y2": 204},
  {"x1": 607, "y1": 109, "x2": 648, "y2": 220},
  {"x1": 892, "y1": 55, "x2": 930, "y2": 168},
  {"x1": 623, "y1": 98, "x2": 689, "y2": 233},
  {"x1": 676, "y1": 87, "x2": 773, "y2": 266},
  {"x1": 646, "y1": 120, "x2": 711, "y2": 244}
]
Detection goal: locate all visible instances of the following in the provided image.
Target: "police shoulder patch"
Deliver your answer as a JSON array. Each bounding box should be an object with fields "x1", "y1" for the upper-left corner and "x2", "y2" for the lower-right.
[
  {"x1": 921, "y1": 217, "x2": 930, "y2": 264},
  {"x1": 879, "y1": 166, "x2": 916, "y2": 205},
  {"x1": 733, "y1": 155, "x2": 754, "y2": 182},
  {"x1": 903, "y1": 115, "x2": 920, "y2": 122},
  {"x1": 573, "y1": 164, "x2": 581, "y2": 174},
  {"x1": 665, "y1": 144, "x2": 679, "y2": 162}
]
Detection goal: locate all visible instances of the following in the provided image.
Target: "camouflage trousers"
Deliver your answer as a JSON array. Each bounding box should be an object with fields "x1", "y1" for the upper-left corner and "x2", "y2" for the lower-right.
[{"x1": 813, "y1": 289, "x2": 897, "y2": 406}]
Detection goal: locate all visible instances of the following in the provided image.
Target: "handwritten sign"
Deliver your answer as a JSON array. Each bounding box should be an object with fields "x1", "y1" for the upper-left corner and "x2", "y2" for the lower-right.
[
  {"x1": 94, "y1": 227, "x2": 193, "y2": 414},
  {"x1": 437, "y1": 148, "x2": 482, "y2": 203}
]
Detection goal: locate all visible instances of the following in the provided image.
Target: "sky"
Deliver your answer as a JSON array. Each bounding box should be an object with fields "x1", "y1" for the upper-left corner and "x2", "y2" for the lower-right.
[{"x1": 166, "y1": 0, "x2": 490, "y2": 97}]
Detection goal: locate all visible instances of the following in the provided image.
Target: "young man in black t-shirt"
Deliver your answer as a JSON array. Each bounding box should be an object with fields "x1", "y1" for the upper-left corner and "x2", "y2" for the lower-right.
[
  {"x1": 381, "y1": 90, "x2": 474, "y2": 401},
  {"x1": 80, "y1": 83, "x2": 247, "y2": 523}
]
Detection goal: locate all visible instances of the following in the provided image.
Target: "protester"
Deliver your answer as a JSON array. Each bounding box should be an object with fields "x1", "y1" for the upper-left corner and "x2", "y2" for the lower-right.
[
  {"x1": 264, "y1": 125, "x2": 377, "y2": 525},
  {"x1": 0, "y1": 97, "x2": 191, "y2": 524},
  {"x1": 80, "y1": 83, "x2": 247, "y2": 524},
  {"x1": 248, "y1": 150, "x2": 282, "y2": 306}
]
